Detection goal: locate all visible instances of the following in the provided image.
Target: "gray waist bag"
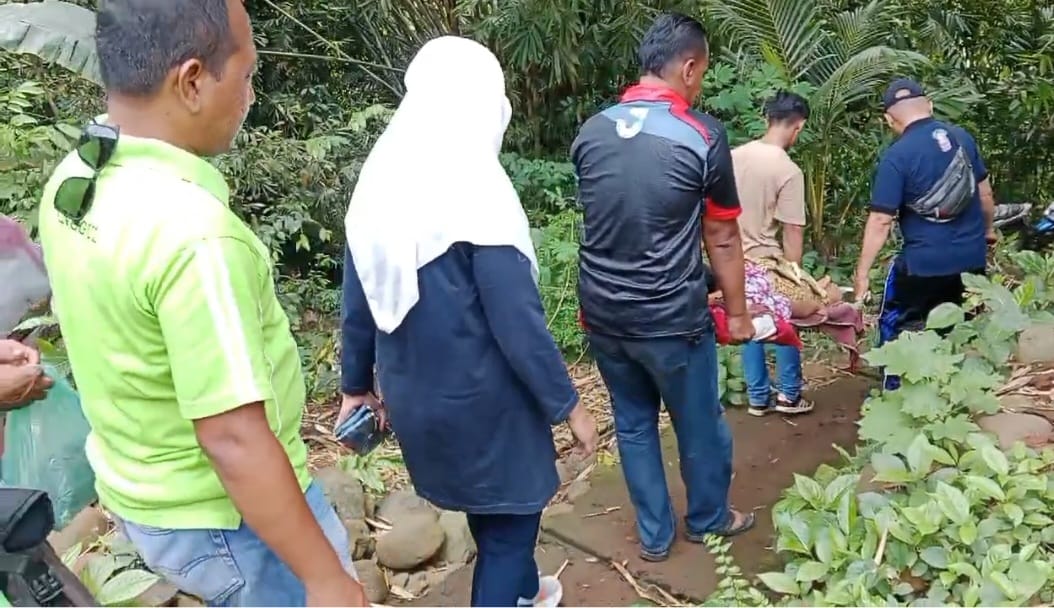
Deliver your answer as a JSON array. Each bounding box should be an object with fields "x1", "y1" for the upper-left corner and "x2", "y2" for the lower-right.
[{"x1": 906, "y1": 146, "x2": 976, "y2": 223}]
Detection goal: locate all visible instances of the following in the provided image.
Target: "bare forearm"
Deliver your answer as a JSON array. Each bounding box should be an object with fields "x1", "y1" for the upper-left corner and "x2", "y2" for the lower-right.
[
  {"x1": 855, "y1": 214, "x2": 893, "y2": 284},
  {"x1": 979, "y1": 179, "x2": 995, "y2": 231},
  {"x1": 196, "y1": 404, "x2": 348, "y2": 587},
  {"x1": 704, "y1": 219, "x2": 748, "y2": 317},
  {"x1": 781, "y1": 224, "x2": 804, "y2": 265}
]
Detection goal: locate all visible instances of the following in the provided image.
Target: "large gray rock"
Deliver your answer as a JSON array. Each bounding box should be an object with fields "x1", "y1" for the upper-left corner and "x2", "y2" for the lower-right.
[
  {"x1": 376, "y1": 489, "x2": 437, "y2": 525},
  {"x1": 315, "y1": 466, "x2": 368, "y2": 523},
  {"x1": 978, "y1": 412, "x2": 1053, "y2": 450},
  {"x1": 353, "y1": 559, "x2": 389, "y2": 604},
  {"x1": 375, "y1": 513, "x2": 444, "y2": 570},
  {"x1": 1016, "y1": 323, "x2": 1054, "y2": 365},
  {"x1": 315, "y1": 466, "x2": 374, "y2": 559},
  {"x1": 345, "y1": 519, "x2": 374, "y2": 560},
  {"x1": 437, "y1": 511, "x2": 476, "y2": 565}
]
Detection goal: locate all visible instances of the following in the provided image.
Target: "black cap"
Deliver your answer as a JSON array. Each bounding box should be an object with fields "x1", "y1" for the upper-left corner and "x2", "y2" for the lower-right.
[{"x1": 882, "y1": 78, "x2": 926, "y2": 111}]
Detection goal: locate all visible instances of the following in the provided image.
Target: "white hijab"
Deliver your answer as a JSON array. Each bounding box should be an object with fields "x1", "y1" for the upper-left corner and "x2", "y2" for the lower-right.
[{"x1": 345, "y1": 36, "x2": 539, "y2": 334}]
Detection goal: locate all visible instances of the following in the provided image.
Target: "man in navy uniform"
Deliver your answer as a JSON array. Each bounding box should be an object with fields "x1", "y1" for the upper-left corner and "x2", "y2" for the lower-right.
[{"x1": 853, "y1": 78, "x2": 997, "y2": 389}]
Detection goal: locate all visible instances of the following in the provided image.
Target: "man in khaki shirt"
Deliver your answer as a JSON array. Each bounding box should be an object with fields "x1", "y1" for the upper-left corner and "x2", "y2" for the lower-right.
[{"x1": 731, "y1": 92, "x2": 813, "y2": 417}]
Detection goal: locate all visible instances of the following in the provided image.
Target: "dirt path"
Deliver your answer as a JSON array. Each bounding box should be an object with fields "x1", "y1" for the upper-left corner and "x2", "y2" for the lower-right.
[{"x1": 402, "y1": 373, "x2": 870, "y2": 606}]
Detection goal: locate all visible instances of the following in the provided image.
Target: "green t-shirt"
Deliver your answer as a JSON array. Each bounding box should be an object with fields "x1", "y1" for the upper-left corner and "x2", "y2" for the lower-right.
[{"x1": 37, "y1": 132, "x2": 311, "y2": 530}]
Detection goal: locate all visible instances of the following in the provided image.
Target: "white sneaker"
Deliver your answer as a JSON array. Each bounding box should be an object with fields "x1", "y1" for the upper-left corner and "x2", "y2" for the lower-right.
[{"x1": 517, "y1": 574, "x2": 563, "y2": 607}]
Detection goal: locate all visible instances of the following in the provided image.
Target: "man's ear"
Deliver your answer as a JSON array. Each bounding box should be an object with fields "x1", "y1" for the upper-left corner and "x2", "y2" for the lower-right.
[
  {"x1": 883, "y1": 113, "x2": 895, "y2": 130},
  {"x1": 174, "y1": 59, "x2": 207, "y2": 114}
]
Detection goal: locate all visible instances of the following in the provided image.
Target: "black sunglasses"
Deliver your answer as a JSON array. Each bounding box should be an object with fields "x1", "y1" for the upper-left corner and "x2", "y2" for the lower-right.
[{"x1": 54, "y1": 123, "x2": 120, "y2": 223}]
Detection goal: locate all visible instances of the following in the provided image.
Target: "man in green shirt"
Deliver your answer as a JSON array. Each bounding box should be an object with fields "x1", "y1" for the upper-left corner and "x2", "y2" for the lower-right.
[{"x1": 36, "y1": 1, "x2": 366, "y2": 605}]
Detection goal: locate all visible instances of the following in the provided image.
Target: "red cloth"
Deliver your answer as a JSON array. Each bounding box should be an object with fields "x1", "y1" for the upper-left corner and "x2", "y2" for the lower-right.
[
  {"x1": 712, "y1": 305, "x2": 803, "y2": 349},
  {"x1": 791, "y1": 302, "x2": 865, "y2": 370}
]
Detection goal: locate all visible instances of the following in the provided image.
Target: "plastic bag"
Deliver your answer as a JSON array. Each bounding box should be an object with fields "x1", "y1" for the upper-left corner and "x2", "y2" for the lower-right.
[
  {"x1": 0, "y1": 215, "x2": 50, "y2": 337},
  {"x1": 1, "y1": 365, "x2": 96, "y2": 528}
]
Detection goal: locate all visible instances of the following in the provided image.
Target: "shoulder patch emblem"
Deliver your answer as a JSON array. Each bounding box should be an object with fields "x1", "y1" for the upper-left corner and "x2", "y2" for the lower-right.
[
  {"x1": 932, "y1": 128, "x2": 953, "y2": 152},
  {"x1": 615, "y1": 107, "x2": 649, "y2": 139}
]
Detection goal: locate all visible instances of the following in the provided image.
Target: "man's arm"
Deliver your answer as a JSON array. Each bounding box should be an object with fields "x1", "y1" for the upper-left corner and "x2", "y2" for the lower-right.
[
  {"x1": 781, "y1": 224, "x2": 805, "y2": 265},
  {"x1": 855, "y1": 157, "x2": 903, "y2": 300},
  {"x1": 776, "y1": 169, "x2": 807, "y2": 265},
  {"x1": 979, "y1": 178, "x2": 996, "y2": 240},
  {"x1": 155, "y1": 238, "x2": 362, "y2": 601},
  {"x1": 701, "y1": 123, "x2": 749, "y2": 321},
  {"x1": 854, "y1": 212, "x2": 894, "y2": 300},
  {"x1": 960, "y1": 128, "x2": 996, "y2": 241}
]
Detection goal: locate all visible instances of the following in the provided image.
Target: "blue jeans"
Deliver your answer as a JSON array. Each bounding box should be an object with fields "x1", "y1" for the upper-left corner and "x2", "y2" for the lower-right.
[
  {"x1": 741, "y1": 342, "x2": 803, "y2": 406},
  {"x1": 117, "y1": 482, "x2": 353, "y2": 606},
  {"x1": 466, "y1": 512, "x2": 541, "y2": 607},
  {"x1": 588, "y1": 332, "x2": 732, "y2": 555}
]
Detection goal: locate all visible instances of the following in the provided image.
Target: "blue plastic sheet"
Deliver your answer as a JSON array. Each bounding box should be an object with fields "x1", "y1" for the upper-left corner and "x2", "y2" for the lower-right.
[{"x1": 1, "y1": 365, "x2": 95, "y2": 528}]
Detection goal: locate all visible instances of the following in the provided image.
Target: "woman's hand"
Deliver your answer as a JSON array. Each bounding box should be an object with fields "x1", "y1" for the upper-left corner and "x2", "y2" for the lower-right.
[
  {"x1": 0, "y1": 364, "x2": 52, "y2": 409},
  {"x1": 338, "y1": 392, "x2": 388, "y2": 430},
  {"x1": 566, "y1": 403, "x2": 598, "y2": 458}
]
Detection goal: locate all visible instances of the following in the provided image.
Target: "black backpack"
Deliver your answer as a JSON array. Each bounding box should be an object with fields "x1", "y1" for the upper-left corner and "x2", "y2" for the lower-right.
[{"x1": 0, "y1": 489, "x2": 96, "y2": 606}]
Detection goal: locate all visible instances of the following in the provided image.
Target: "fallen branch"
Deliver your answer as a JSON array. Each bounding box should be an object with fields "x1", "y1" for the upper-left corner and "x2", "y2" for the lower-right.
[{"x1": 610, "y1": 560, "x2": 679, "y2": 606}]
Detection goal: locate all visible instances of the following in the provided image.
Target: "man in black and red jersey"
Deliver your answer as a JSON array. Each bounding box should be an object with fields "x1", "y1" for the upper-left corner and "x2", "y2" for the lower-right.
[{"x1": 571, "y1": 12, "x2": 756, "y2": 562}]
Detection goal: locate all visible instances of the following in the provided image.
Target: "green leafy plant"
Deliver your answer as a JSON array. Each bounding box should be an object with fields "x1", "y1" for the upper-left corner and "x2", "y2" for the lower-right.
[
  {"x1": 61, "y1": 533, "x2": 162, "y2": 607},
  {"x1": 755, "y1": 259, "x2": 1054, "y2": 607}
]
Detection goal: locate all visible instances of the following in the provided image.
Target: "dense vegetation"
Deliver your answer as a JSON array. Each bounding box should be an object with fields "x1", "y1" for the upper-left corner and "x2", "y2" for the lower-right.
[{"x1": 2, "y1": 0, "x2": 1054, "y2": 603}]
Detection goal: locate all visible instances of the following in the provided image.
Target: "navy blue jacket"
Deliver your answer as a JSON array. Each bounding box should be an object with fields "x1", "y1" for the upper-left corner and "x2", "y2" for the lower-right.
[{"x1": 341, "y1": 243, "x2": 577, "y2": 514}]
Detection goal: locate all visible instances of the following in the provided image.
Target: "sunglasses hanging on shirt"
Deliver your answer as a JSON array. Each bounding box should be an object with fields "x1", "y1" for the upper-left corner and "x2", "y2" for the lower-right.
[{"x1": 53, "y1": 122, "x2": 119, "y2": 224}]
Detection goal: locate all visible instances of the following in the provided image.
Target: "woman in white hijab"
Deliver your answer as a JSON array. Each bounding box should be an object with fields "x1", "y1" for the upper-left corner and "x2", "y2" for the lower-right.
[{"x1": 338, "y1": 36, "x2": 598, "y2": 607}]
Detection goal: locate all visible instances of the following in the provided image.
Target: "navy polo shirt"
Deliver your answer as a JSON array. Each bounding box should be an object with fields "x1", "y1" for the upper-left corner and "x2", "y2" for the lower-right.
[{"x1": 870, "y1": 117, "x2": 988, "y2": 277}]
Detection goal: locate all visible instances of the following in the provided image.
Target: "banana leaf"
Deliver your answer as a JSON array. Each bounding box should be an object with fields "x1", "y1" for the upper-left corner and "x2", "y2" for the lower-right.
[{"x1": 0, "y1": 1, "x2": 100, "y2": 85}]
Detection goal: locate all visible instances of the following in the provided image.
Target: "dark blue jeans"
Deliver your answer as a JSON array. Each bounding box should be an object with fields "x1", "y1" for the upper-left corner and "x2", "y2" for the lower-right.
[
  {"x1": 466, "y1": 512, "x2": 541, "y2": 607},
  {"x1": 588, "y1": 331, "x2": 733, "y2": 555}
]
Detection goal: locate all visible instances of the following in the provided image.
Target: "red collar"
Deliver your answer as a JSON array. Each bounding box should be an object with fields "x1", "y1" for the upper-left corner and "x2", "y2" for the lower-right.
[{"x1": 620, "y1": 82, "x2": 691, "y2": 109}]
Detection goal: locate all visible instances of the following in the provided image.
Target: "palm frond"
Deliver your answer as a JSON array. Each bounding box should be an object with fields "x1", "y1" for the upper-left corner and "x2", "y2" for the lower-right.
[{"x1": 704, "y1": 0, "x2": 829, "y2": 82}]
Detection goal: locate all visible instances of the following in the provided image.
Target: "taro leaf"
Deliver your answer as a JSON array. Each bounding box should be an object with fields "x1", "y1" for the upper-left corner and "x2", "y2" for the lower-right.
[
  {"x1": 899, "y1": 383, "x2": 949, "y2": 420},
  {"x1": 795, "y1": 560, "x2": 829, "y2": 582},
  {"x1": 95, "y1": 569, "x2": 160, "y2": 607},
  {"x1": 859, "y1": 397, "x2": 916, "y2": 450},
  {"x1": 920, "y1": 546, "x2": 950, "y2": 568},
  {"x1": 757, "y1": 571, "x2": 800, "y2": 595},
  {"x1": 934, "y1": 482, "x2": 970, "y2": 524},
  {"x1": 962, "y1": 474, "x2": 1006, "y2": 501},
  {"x1": 926, "y1": 303, "x2": 965, "y2": 329}
]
